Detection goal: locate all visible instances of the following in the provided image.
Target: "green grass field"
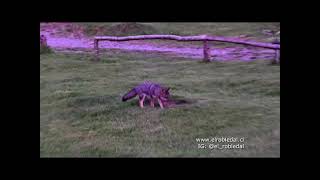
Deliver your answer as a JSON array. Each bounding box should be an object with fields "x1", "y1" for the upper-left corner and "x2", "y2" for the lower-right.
[{"x1": 40, "y1": 51, "x2": 280, "y2": 157}]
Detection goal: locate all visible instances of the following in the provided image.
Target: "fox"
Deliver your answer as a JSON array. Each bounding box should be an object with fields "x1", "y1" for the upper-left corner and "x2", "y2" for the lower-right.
[{"x1": 122, "y1": 81, "x2": 171, "y2": 109}]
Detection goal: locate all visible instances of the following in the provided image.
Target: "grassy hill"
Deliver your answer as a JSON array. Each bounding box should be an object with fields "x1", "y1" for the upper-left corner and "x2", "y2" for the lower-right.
[
  {"x1": 40, "y1": 50, "x2": 280, "y2": 157},
  {"x1": 40, "y1": 22, "x2": 280, "y2": 157}
]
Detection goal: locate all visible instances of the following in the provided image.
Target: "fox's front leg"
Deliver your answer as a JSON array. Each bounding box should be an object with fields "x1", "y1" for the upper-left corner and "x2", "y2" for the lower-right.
[
  {"x1": 150, "y1": 98, "x2": 155, "y2": 108},
  {"x1": 139, "y1": 94, "x2": 146, "y2": 108},
  {"x1": 157, "y1": 98, "x2": 164, "y2": 109}
]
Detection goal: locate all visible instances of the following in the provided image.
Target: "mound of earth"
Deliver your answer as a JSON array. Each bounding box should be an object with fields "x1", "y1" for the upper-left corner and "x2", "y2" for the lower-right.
[
  {"x1": 103, "y1": 23, "x2": 159, "y2": 36},
  {"x1": 41, "y1": 23, "x2": 159, "y2": 37},
  {"x1": 135, "y1": 96, "x2": 195, "y2": 108},
  {"x1": 40, "y1": 23, "x2": 85, "y2": 38}
]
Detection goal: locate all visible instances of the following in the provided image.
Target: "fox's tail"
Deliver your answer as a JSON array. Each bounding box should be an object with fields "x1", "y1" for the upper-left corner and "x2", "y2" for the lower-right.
[{"x1": 122, "y1": 88, "x2": 137, "y2": 102}]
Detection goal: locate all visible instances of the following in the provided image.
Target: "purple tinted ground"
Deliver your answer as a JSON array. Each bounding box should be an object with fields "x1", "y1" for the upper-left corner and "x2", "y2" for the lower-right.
[{"x1": 41, "y1": 28, "x2": 276, "y2": 61}]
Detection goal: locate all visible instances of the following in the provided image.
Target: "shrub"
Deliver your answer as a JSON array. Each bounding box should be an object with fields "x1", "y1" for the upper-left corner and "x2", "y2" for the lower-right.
[{"x1": 40, "y1": 45, "x2": 53, "y2": 54}]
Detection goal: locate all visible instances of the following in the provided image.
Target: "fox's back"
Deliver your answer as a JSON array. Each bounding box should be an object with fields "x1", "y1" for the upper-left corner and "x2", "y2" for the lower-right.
[{"x1": 134, "y1": 81, "x2": 161, "y2": 96}]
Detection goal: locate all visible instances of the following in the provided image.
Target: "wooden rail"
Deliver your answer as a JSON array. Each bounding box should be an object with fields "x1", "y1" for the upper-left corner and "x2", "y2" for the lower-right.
[{"x1": 94, "y1": 35, "x2": 280, "y2": 63}]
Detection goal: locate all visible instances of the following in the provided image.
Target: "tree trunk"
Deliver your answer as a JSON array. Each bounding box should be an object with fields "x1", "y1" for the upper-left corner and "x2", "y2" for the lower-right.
[{"x1": 40, "y1": 35, "x2": 47, "y2": 47}]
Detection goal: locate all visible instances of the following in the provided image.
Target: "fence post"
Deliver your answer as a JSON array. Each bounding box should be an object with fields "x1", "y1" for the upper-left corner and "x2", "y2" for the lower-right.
[
  {"x1": 94, "y1": 39, "x2": 99, "y2": 61},
  {"x1": 271, "y1": 38, "x2": 280, "y2": 64},
  {"x1": 203, "y1": 40, "x2": 210, "y2": 62},
  {"x1": 271, "y1": 49, "x2": 280, "y2": 64},
  {"x1": 275, "y1": 49, "x2": 280, "y2": 64}
]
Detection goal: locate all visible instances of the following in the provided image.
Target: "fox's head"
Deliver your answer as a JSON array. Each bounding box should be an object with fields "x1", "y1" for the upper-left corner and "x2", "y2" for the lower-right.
[{"x1": 160, "y1": 87, "x2": 171, "y2": 101}]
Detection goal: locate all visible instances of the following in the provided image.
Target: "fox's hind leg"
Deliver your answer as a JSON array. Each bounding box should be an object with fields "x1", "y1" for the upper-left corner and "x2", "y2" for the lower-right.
[
  {"x1": 139, "y1": 94, "x2": 146, "y2": 108},
  {"x1": 157, "y1": 98, "x2": 164, "y2": 109}
]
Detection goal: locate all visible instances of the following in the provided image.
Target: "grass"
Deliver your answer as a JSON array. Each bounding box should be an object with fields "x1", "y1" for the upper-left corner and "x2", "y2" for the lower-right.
[
  {"x1": 40, "y1": 51, "x2": 280, "y2": 157},
  {"x1": 143, "y1": 23, "x2": 279, "y2": 37}
]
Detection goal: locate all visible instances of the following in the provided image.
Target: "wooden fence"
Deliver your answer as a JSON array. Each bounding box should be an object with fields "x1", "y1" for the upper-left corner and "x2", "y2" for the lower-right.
[{"x1": 94, "y1": 35, "x2": 280, "y2": 63}]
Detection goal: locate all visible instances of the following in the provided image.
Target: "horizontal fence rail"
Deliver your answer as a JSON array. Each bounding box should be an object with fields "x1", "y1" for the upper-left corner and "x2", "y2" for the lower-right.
[{"x1": 93, "y1": 35, "x2": 280, "y2": 63}]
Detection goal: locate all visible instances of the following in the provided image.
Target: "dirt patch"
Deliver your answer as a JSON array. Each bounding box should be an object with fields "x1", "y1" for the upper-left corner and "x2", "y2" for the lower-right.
[
  {"x1": 164, "y1": 98, "x2": 195, "y2": 108},
  {"x1": 131, "y1": 96, "x2": 196, "y2": 108}
]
